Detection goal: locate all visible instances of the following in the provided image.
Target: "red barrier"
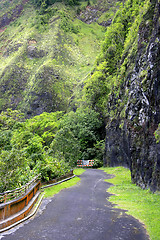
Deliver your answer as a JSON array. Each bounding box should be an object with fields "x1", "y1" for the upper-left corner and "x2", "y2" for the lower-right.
[{"x1": 77, "y1": 160, "x2": 94, "y2": 167}]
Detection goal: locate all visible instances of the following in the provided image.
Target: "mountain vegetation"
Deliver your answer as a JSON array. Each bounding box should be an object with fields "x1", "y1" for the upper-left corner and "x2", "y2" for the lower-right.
[
  {"x1": 0, "y1": 0, "x2": 160, "y2": 195},
  {"x1": 0, "y1": 0, "x2": 115, "y2": 191},
  {"x1": 0, "y1": 108, "x2": 104, "y2": 191},
  {"x1": 0, "y1": 0, "x2": 110, "y2": 116}
]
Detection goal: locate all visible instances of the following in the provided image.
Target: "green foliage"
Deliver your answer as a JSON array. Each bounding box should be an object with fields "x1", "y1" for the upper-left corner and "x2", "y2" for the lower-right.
[
  {"x1": 50, "y1": 108, "x2": 104, "y2": 166},
  {"x1": 83, "y1": 0, "x2": 150, "y2": 114},
  {"x1": 31, "y1": 0, "x2": 55, "y2": 8},
  {"x1": 0, "y1": 109, "x2": 24, "y2": 130},
  {"x1": 93, "y1": 139, "x2": 105, "y2": 164},
  {"x1": 0, "y1": 110, "x2": 71, "y2": 191},
  {"x1": 99, "y1": 22, "x2": 125, "y2": 72},
  {"x1": 31, "y1": 0, "x2": 79, "y2": 8},
  {"x1": 59, "y1": 10, "x2": 80, "y2": 33},
  {"x1": 93, "y1": 158, "x2": 103, "y2": 168},
  {"x1": 101, "y1": 167, "x2": 160, "y2": 240},
  {"x1": 0, "y1": 148, "x2": 29, "y2": 192},
  {"x1": 0, "y1": 0, "x2": 105, "y2": 114},
  {"x1": 50, "y1": 126, "x2": 81, "y2": 166},
  {"x1": 83, "y1": 62, "x2": 111, "y2": 111},
  {"x1": 0, "y1": 130, "x2": 12, "y2": 151},
  {"x1": 154, "y1": 125, "x2": 160, "y2": 143},
  {"x1": 24, "y1": 111, "x2": 63, "y2": 146},
  {"x1": 0, "y1": 0, "x2": 153, "y2": 193},
  {"x1": 34, "y1": 153, "x2": 70, "y2": 182},
  {"x1": 0, "y1": 107, "x2": 104, "y2": 191},
  {"x1": 11, "y1": 111, "x2": 71, "y2": 182}
]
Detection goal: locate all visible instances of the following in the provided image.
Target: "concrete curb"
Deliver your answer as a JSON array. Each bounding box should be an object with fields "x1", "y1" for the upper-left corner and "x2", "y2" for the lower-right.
[{"x1": 41, "y1": 175, "x2": 76, "y2": 189}]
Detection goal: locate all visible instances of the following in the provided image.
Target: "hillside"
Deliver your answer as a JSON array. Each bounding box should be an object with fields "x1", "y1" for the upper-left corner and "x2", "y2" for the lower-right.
[
  {"x1": 0, "y1": 0, "x2": 118, "y2": 117},
  {"x1": 0, "y1": 0, "x2": 160, "y2": 193},
  {"x1": 0, "y1": 0, "x2": 119, "y2": 191}
]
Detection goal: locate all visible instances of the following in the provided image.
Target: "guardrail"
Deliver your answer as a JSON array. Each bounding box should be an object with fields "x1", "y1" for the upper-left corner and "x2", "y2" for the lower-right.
[
  {"x1": 0, "y1": 174, "x2": 41, "y2": 204},
  {"x1": 0, "y1": 179, "x2": 41, "y2": 222},
  {"x1": 0, "y1": 170, "x2": 74, "y2": 231}
]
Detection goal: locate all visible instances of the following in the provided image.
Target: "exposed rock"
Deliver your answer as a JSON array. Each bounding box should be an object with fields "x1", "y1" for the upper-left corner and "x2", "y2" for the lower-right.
[
  {"x1": 0, "y1": 0, "x2": 29, "y2": 29},
  {"x1": 104, "y1": 0, "x2": 160, "y2": 191},
  {"x1": 27, "y1": 45, "x2": 46, "y2": 58},
  {"x1": 77, "y1": 0, "x2": 116, "y2": 25},
  {"x1": 0, "y1": 65, "x2": 29, "y2": 110},
  {"x1": 98, "y1": 19, "x2": 112, "y2": 27},
  {"x1": 25, "y1": 66, "x2": 69, "y2": 117},
  {"x1": 4, "y1": 43, "x2": 22, "y2": 57}
]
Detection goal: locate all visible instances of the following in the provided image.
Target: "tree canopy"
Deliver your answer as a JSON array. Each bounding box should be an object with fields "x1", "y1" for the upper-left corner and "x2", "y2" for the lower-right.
[{"x1": 0, "y1": 108, "x2": 104, "y2": 191}]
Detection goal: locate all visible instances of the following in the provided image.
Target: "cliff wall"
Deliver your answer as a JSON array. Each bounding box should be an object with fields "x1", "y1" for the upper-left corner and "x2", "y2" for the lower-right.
[{"x1": 104, "y1": 0, "x2": 160, "y2": 191}]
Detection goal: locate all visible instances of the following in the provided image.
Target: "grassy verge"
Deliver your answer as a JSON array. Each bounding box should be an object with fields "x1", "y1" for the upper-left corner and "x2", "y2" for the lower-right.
[
  {"x1": 43, "y1": 168, "x2": 85, "y2": 198},
  {"x1": 73, "y1": 168, "x2": 86, "y2": 176},
  {"x1": 100, "y1": 167, "x2": 160, "y2": 240}
]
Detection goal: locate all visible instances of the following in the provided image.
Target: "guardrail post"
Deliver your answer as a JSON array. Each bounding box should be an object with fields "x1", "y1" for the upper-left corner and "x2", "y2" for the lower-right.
[
  {"x1": 4, "y1": 194, "x2": 7, "y2": 204},
  {"x1": 3, "y1": 204, "x2": 11, "y2": 220},
  {"x1": 25, "y1": 194, "x2": 29, "y2": 206}
]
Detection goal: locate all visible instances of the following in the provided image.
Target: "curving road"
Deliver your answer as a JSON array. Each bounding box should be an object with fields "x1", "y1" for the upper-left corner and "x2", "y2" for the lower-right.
[{"x1": 0, "y1": 169, "x2": 149, "y2": 240}]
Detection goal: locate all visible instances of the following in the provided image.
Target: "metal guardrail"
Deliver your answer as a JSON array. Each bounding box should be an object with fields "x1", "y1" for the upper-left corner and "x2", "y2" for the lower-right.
[
  {"x1": 0, "y1": 170, "x2": 75, "y2": 231},
  {"x1": 0, "y1": 174, "x2": 41, "y2": 204}
]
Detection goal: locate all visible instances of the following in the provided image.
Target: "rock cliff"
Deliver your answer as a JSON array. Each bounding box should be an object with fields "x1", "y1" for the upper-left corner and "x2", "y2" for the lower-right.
[{"x1": 104, "y1": 0, "x2": 160, "y2": 191}]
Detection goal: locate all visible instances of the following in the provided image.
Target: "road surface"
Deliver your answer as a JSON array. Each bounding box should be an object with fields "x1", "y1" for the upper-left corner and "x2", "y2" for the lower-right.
[{"x1": 0, "y1": 169, "x2": 149, "y2": 240}]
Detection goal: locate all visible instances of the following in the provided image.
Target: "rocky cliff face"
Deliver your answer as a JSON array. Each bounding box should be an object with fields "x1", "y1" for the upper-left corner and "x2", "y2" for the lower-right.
[{"x1": 104, "y1": 0, "x2": 160, "y2": 191}]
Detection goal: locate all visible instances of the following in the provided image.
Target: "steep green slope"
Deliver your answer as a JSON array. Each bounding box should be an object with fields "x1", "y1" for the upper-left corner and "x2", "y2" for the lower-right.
[
  {"x1": 0, "y1": 0, "x2": 121, "y2": 191},
  {"x1": 0, "y1": 0, "x2": 119, "y2": 117}
]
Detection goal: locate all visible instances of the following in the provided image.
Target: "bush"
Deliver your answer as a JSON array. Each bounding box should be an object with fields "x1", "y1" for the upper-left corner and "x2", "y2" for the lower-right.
[{"x1": 92, "y1": 159, "x2": 103, "y2": 168}]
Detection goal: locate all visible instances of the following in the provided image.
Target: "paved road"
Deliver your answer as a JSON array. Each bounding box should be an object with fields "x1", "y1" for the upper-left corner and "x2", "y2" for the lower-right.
[{"x1": 0, "y1": 169, "x2": 149, "y2": 240}]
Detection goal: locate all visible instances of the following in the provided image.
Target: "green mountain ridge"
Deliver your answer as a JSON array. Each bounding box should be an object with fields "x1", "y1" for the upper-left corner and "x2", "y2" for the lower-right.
[{"x1": 0, "y1": 0, "x2": 118, "y2": 117}]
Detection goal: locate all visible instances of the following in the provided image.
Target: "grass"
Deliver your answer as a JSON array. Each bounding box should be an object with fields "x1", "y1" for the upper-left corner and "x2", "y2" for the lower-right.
[
  {"x1": 43, "y1": 168, "x2": 85, "y2": 198},
  {"x1": 73, "y1": 168, "x2": 86, "y2": 175},
  {"x1": 100, "y1": 167, "x2": 160, "y2": 240}
]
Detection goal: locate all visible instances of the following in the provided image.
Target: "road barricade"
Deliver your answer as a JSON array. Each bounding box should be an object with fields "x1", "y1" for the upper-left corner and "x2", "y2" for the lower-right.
[{"x1": 77, "y1": 160, "x2": 94, "y2": 167}]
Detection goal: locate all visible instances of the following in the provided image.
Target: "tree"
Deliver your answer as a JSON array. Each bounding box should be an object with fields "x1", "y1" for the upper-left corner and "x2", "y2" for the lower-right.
[
  {"x1": 50, "y1": 126, "x2": 81, "y2": 166},
  {"x1": 0, "y1": 149, "x2": 29, "y2": 192},
  {"x1": 50, "y1": 108, "x2": 104, "y2": 166},
  {"x1": 0, "y1": 110, "x2": 71, "y2": 191}
]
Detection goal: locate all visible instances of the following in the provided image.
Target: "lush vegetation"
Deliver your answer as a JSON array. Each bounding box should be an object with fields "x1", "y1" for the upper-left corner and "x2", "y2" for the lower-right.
[
  {"x1": 51, "y1": 108, "x2": 104, "y2": 165},
  {"x1": 154, "y1": 125, "x2": 160, "y2": 143},
  {"x1": 83, "y1": 0, "x2": 151, "y2": 115},
  {"x1": 0, "y1": 108, "x2": 104, "y2": 192},
  {"x1": 0, "y1": 0, "x2": 158, "y2": 229},
  {"x1": 32, "y1": 0, "x2": 80, "y2": 9},
  {"x1": 0, "y1": 0, "x2": 112, "y2": 193},
  {"x1": 44, "y1": 168, "x2": 86, "y2": 198},
  {"x1": 0, "y1": 0, "x2": 106, "y2": 115},
  {"x1": 101, "y1": 167, "x2": 160, "y2": 240}
]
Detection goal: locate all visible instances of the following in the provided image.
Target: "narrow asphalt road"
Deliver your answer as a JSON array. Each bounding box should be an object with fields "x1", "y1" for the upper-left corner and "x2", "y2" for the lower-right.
[{"x1": 0, "y1": 169, "x2": 149, "y2": 240}]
